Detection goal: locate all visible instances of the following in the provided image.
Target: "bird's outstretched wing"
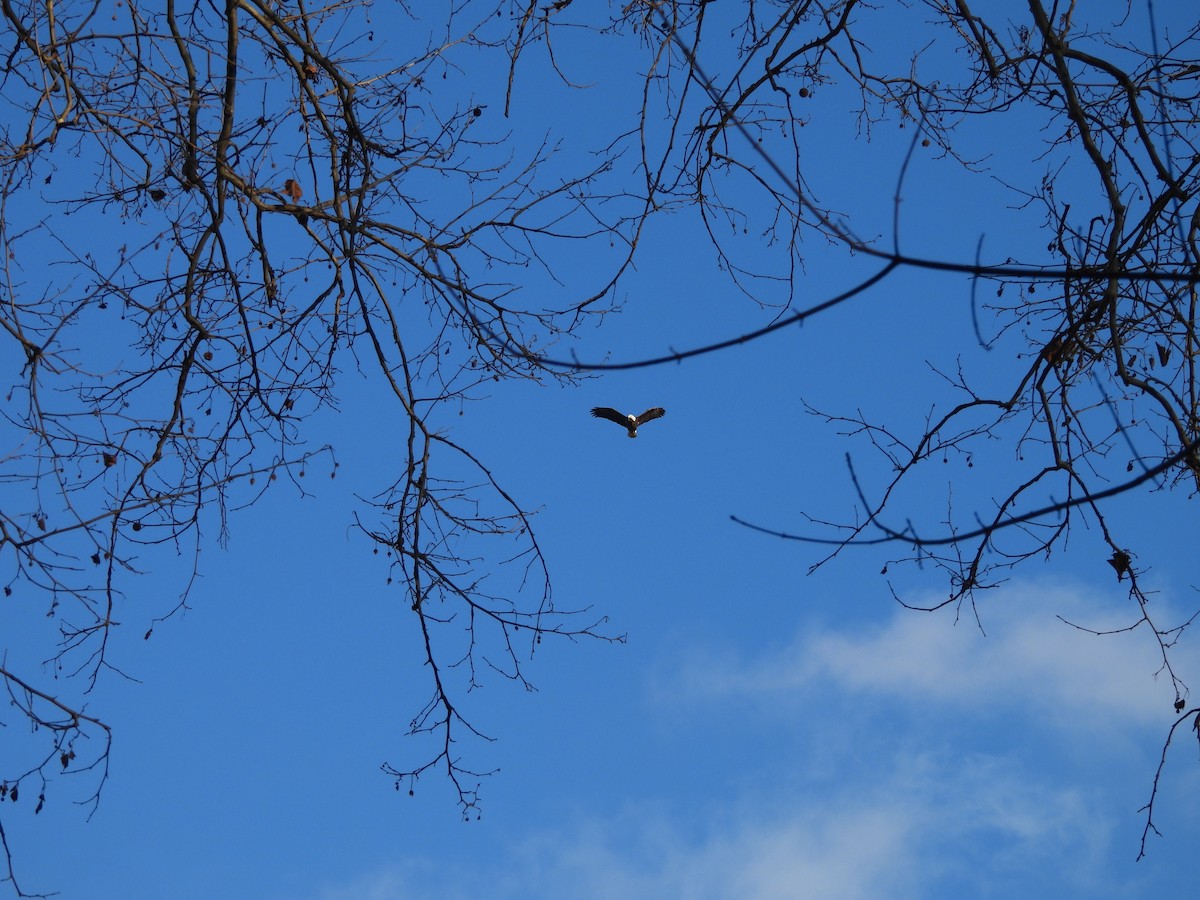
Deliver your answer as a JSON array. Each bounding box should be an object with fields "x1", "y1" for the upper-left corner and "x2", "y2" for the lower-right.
[
  {"x1": 634, "y1": 407, "x2": 666, "y2": 426},
  {"x1": 591, "y1": 407, "x2": 631, "y2": 427}
]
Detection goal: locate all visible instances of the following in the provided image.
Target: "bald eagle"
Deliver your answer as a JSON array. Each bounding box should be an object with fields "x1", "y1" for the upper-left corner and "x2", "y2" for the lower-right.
[{"x1": 590, "y1": 406, "x2": 666, "y2": 438}]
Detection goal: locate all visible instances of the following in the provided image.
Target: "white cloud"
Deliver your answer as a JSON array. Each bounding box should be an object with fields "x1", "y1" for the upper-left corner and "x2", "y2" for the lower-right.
[
  {"x1": 660, "y1": 580, "x2": 1190, "y2": 730},
  {"x1": 313, "y1": 579, "x2": 1189, "y2": 900},
  {"x1": 314, "y1": 752, "x2": 1115, "y2": 900}
]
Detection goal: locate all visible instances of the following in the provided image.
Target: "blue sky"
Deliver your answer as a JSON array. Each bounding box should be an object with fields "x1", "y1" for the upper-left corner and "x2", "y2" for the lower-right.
[{"x1": 2, "y1": 2, "x2": 1199, "y2": 898}]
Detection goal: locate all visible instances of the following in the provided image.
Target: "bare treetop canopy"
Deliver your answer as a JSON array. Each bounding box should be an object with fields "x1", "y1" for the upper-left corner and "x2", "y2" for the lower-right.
[{"x1": 1, "y1": 1, "x2": 1198, "y2": 893}]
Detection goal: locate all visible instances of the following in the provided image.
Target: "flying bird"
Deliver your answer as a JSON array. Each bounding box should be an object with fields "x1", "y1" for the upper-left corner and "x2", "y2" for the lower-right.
[{"x1": 590, "y1": 406, "x2": 666, "y2": 438}]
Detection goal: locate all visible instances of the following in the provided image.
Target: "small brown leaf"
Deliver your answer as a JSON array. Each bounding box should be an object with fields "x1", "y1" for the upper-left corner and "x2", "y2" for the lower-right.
[
  {"x1": 284, "y1": 178, "x2": 302, "y2": 201},
  {"x1": 1156, "y1": 342, "x2": 1171, "y2": 366},
  {"x1": 103, "y1": 452, "x2": 117, "y2": 467},
  {"x1": 1107, "y1": 549, "x2": 1131, "y2": 581},
  {"x1": 1041, "y1": 335, "x2": 1065, "y2": 365}
]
